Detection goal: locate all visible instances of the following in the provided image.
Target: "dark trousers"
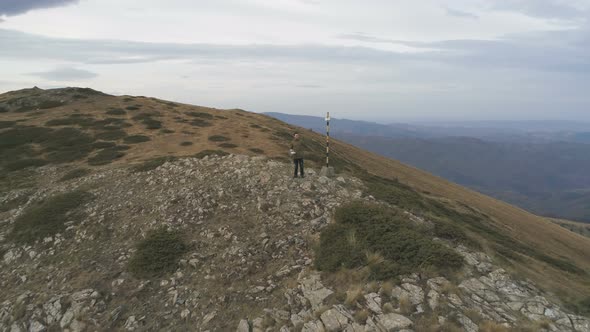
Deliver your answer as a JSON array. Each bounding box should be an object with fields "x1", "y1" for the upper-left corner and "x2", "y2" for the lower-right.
[{"x1": 293, "y1": 158, "x2": 304, "y2": 177}]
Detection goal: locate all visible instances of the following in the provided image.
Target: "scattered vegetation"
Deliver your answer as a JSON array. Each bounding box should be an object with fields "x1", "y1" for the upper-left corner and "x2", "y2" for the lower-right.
[
  {"x1": 180, "y1": 141, "x2": 193, "y2": 146},
  {"x1": 131, "y1": 156, "x2": 177, "y2": 173},
  {"x1": 60, "y1": 168, "x2": 91, "y2": 182},
  {"x1": 249, "y1": 148, "x2": 264, "y2": 154},
  {"x1": 128, "y1": 227, "x2": 188, "y2": 277},
  {"x1": 314, "y1": 201, "x2": 464, "y2": 281},
  {"x1": 160, "y1": 129, "x2": 175, "y2": 134},
  {"x1": 194, "y1": 149, "x2": 229, "y2": 159},
  {"x1": 208, "y1": 135, "x2": 230, "y2": 142},
  {"x1": 87, "y1": 148, "x2": 126, "y2": 165},
  {"x1": 126, "y1": 105, "x2": 140, "y2": 111},
  {"x1": 187, "y1": 111, "x2": 213, "y2": 119},
  {"x1": 95, "y1": 130, "x2": 128, "y2": 141},
  {"x1": 0, "y1": 194, "x2": 30, "y2": 212},
  {"x1": 92, "y1": 141, "x2": 117, "y2": 149},
  {"x1": 124, "y1": 135, "x2": 151, "y2": 144},
  {"x1": 3, "y1": 158, "x2": 48, "y2": 171},
  {"x1": 218, "y1": 143, "x2": 238, "y2": 148},
  {"x1": 9, "y1": 190, "x2": 92, "y2": 244},
  {"x1": 0, "y1": 121, "x2": 15, "y2": 129},
  {"x1": 106, "y1": 108, "x2": 126, "y2": 115},
  {"x1": 189, "y1": 119, "x2": 212, "y2": 127}
]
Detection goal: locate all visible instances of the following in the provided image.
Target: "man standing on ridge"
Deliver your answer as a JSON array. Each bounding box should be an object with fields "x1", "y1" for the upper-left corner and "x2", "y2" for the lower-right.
[{"x1": 290, "y1": 133, "x2": 306, "y2": 178}]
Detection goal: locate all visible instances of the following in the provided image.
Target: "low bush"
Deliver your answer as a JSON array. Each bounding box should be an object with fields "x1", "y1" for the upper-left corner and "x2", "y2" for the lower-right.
[
  {"x1": 208, "y1": 135, "x2": 230, "y2": 142},
  {"x1": 87, "y1": 148, "x2": 125, "y2": 165},
  {"x1": 187, "y1": 111, "x2": 213, "y2": 119},
  {"x1": 0, "y1": 194, "x2": 30, "y2": 212},
  {"x1": 143, "y1": 119, "x2": 162, "y2": 129},
  {"x1": 190, "y1": 119, "x2": 212, "y2": 127},
  {"x1": 160, "y1": 129, "x2": 175, "y2": 134},
  {"x1": 315, "y1": 202, "x2": 464, "y2": 280},
  {"x1": 131, "y1": 156, "x2": 176, "y2": 173},
  {"x1": 126, "y1": 105, "x2": 140, "y2": 111},
  {"x1": 249, "y1": 148, "x2": 264, "y2": 154},
  {"x1": 106, "y1": 108, "x2": 126, "y2": 115},
  {"x1": 180, "y1": 141, "x2": 193, "y2": 146},
  {"x1": 128, "y1": 227, "x2": 188, "y2": 277},
  {"x1": 218, "y1": 143, "x2": 238, "y2": 148},
  {"x1": 38, "y1": 100, "x2": 65, "y2": 109},
  {"x1": 194, "y1": 149, "x2": 229, "y2": 159},
  {"x1": 92, "y1": 141, "x2": 117, "y2": 149},
  {"x1": 95, "y1": 130, "x2": 127, "y2": 141},
  {"x1": 0, "y1": 121, "x2": 15, "y2": 129},
  {"x1": 124, "y1": 135, "x2": 151, "y2": 144},
  {"x1": 3, "y1": 158, "x2": 47, "y2": 171},
  {"x1": 10, "y1": 190, "x2": 92, "y2": 244},
  {"x1": 59, "y1": 168, "x2": 91, "y2": 182}
]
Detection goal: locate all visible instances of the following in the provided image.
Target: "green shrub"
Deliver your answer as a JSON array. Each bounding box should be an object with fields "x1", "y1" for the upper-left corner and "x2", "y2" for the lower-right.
[
  {"x1": 160, "y1": 129, "x2": 175, "y2": 134},
  {"x1": 187, "y1": 111, "x2": 213, "y2": 119},
  {"x1": 95, "y1": 130, "x2": 127, "y2": 141},
  {"x1": 180, "y1": 141, "x2": 193, "y2": 146},
  {"x1": 126, "y1": 105, "x2": 140, "y2": 111},
  {"x1": 315, "y1": 202, "x2": 464, "y2": 280},
  {"x1": 249, "y1": 148, "x2": 264, "y2": 154},
  {"x1": 190, "y1": 119, "x2": 212, "y2": 127},
  {"x1": 124, "y1": 135, "x2": 151, "y2": 144},
  {"x1": 194, "y1": 150, "x2": 229, "y2": 159},
  {"x1": 92, "y1": 141, "x2": 117, "y2": 149},
  {"x1": 0, "y1": 121, "x2": 15, "y2": 129},
  {"x1": 106, "y1": 109, "x2": 126, "y2": 115},
  {"x1": 10, "y1": 190, "x2": 92, "y2": 243},
  {"x1": 3, "y1": 158, "x2": 47, "y2": 171},
  {"x1": 131, "y1": 157, "x2": 176, "y2": 172},
  {"x1": 88, "y1": 148, "x2": 125, "y2": 165},
  {"x1": 60, "y1": 168, "x2": 91, "y2": 182},
  {"x1": 128, "y1": 227, "x2": 188, "y2": 277},
  {"x1": 218, "y1": 143, "x2": 237, "y2": 148},
  {"x1": 0, "y1": 194, "x2": 30, "y2": 212},
  {"x1": 143, "y1": 119, "x2": 162, "y2": 129},
  {"x1": 208, "y1": 135, "x2": 230, "y2": 142},
  {"x1": 0, "y1": 106, "x2": 7, "y2": 113},
  {"x1": 38, "y1": 100, "x2": 65, "y2": 109}
]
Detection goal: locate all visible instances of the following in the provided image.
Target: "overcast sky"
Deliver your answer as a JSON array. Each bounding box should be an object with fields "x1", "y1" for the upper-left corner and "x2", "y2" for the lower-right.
[{"x1": 0, "y1": 0, "x2": 589, "y2": 122}]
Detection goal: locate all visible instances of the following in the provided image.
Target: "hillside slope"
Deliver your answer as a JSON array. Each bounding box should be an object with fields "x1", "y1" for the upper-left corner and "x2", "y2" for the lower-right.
[{"x1": 1, "y1": 87, "x2": 589, "y2": 331}]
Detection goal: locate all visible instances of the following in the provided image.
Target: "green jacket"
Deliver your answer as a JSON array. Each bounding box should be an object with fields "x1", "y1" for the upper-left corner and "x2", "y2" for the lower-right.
[{"x1": 290, "y1": 138, "x2": 306, "y2": 159}]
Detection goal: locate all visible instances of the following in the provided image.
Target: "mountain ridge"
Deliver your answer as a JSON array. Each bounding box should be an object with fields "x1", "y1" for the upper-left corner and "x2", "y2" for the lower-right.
[{"x1": 1, "y1": 87, "x2": 589, "y2": 331}]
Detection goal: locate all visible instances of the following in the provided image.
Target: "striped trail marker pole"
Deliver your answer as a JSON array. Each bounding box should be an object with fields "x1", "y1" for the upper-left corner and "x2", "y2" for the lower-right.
[
  {"x1": 326, "y1": 112, "x2": 330, "y2": 168},
  {"x1": 320, "y1": 112, "x2": 335, "y2": 177}
]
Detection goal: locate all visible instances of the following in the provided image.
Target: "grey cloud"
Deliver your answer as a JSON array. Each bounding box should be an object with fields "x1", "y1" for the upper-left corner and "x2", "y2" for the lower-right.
[
  {"x1": 444, "y1": 7, "x2": 478, "y2": 19},
  {"x1": 0, "y1": 0, "x2": 78, "y2": 16},
  {"x1": 296, "y1": 84, "x2": 322, "y2": 88},
  {"x1": 28, "y1": 67, "x2": 98, "y2": 81},
  {"x1": 487, "y1": 0, "x2": 587, "y2": 19}
]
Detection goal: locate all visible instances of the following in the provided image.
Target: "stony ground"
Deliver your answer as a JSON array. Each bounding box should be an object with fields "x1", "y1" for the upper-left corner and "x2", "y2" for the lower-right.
[{"x1": 0, "y1": 154, "x2": 589, "y2": 331}]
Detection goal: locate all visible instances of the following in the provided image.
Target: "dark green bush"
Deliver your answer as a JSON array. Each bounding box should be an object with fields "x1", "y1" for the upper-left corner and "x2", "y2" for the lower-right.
[
  {"x1": 92, "y1": 141, "x2": 117, "y2": 149},
  {"x1": 60, "y1": 168, "x2": 91, "y2": 182},
  {"x1": 249, "y1": 148, "x2": 264, "y2": 154},
  {"x1": 218, "y1": 143, "x2": 237, "y2": 148},
  {"x1": 106, "y1": 109, "x2": 126, "y2": 115},
  {"x1": 180, "y1": 141, "x2": 193, "y2": 146},
  {"x1": 208, "y1": 135, "x2": 230, "y2": 142},
  {"x1": 126, "y1": 105, "x2": 140, "y2": 110},
  {"x1": 3, "y1": 158, "x2": 47, "y2": 171},
  {"x1": 187, "y1": 111, "x2": 213, "y2": 119},
  {"x1": 10, "y1": 190, "x2": 92, "y2": 243},
  {"x1": 95, "y1": 130, "x2": 127, "y2": 141},
  {"x1": 0, "y1": 106, "x2": 7, "y2": 113},
  {"x1": 38, "y1": 100, "x2": 65, "y2": 109},
  {"x1": 88, "y1": 148, "x2": 125, "y2": 165},
  {"x1": 160, "y1": 129, "x2": 175, "y2": 134},
  {"x1": 315, "y1": 202, "x2": 464, "y2": 280},
  {"x1": 128, "y1": 228, "x2": 188, "y2": 277},
  {"x1": 190, "y1": 119, "x2": 212, "y2": 127},
  {"x1": 194, "y1": 150, "x2": 229, "y2": 159},
  {"x1": 0, "y1": 121, "x2": 15, "y2": 129},
  {"x1": 124, "y1": 135, "x2": 151, "y2": 144},
  {"x1": 131, "y1": 157, "x2": 176, "y2": 173},
  {"x1": 0, "y1": 194, "x2": 30, "y2": 212},
  {"x1": 143, "y1": 119, "x2": 162, "y2": 129}
]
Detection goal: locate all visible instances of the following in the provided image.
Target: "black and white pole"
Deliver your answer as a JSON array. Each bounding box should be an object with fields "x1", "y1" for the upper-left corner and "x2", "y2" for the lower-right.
[
  {"x1": 326, "y1": 112, "x2": 330, "y2": 168},
  {"x1": 320, "y1": 112, "x2": 335, "y2": 177}
]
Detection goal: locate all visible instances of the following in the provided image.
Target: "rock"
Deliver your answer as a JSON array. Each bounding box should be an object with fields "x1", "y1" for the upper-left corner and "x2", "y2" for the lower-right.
[
  {"x1": 124, "y1": 316, "x2": 139, "y2": 331},
  {"x1": 320, "y1": 307, "x2": 350, "y2": 331},
  {"x1": 426, "y1": 277, "x2": 449, "y2": 293},
  {"x1": 59, "y1": 308, "x2": 74, "y2": 328},
  {"x1": 302, "y1": 320, "x2": 326, "y2": 332},
  {"x1": 400, "y1": 283, "x2": 424, "y2": 305},
  {"x1": 456, "y1": 313, "x2": 478, "y2": 332},
  {"x1": 28, "y1": 320, "x2": 46, "y2": 332},
  {"x1": 427, "y1": 290, "x2": 439, "y2": 310},
  {"x1": 365, "y1": 293, "x2": 382, "y2": 314},
  {"x1": 181, "y1": 309, "x2": 191, "y2": 319},
  {"x1": 237, "y1": 319, "x2": 250, "y2": 332},
  {"x1": 300, "y1": 273, "x2": 334, "y2": 310},
  {"x1": 375, "y1": 313, "x2": 412, "y2": 331},
  {"x1": 202, "y1": 311, "x2": 216, "y2": 325}
]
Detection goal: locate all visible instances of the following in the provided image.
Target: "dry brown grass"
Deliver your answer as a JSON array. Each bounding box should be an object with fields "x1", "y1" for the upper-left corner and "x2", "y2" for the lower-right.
[
  {"x1": 353, "y1": 309, "x2": 369, "y2": 324},
  {"x1": 479, "y1": 321, "x2": 511, "y2": 332},
  {"x1": 398, "y1": 295, "x2": 414, "y2": 315},
  {"x1": 379, "y1": 281, "x2": 394, "y2": 298},
  {"x1": 345, "y1": 285, "x2": 365, "y2": 307}
]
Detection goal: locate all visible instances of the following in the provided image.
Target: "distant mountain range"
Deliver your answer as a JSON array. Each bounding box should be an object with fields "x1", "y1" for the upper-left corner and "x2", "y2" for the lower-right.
[{"x1": 266, "y1": 112, "x2": 590, "y2": 222}]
